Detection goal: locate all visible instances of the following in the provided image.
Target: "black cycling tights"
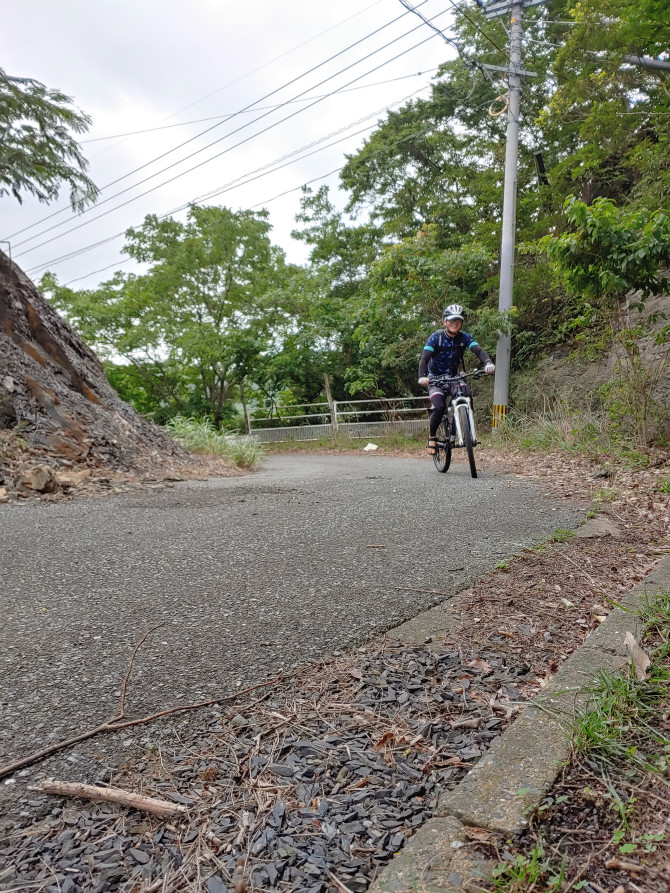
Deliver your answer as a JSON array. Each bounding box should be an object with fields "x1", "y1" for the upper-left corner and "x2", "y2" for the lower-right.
[{"x1": 429, "y1": 391, "x2": 447, "y2": 437}]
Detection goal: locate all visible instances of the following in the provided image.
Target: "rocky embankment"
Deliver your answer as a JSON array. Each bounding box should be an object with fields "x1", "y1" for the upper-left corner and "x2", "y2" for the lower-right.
[{"x1": 0, "y1": 250, "x2": 183, "y2": 472}]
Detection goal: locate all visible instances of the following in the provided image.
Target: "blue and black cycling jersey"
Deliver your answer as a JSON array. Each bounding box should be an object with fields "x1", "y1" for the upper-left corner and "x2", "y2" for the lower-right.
[{"x1": 419, "y1": 330, "x2": 490, "y2": 377}]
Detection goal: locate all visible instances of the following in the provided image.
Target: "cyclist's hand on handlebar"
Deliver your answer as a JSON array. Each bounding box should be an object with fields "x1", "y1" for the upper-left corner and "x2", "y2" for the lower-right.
[
  {"x1": 484, "y1": 363, "x2": 495, "y2": 374},
  {"x1": 418, "y1": 376, "x2": 429, "y2": 386}
]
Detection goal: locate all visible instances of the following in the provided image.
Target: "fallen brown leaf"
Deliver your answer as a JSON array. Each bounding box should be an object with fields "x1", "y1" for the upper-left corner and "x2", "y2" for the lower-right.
[
  {"x1": 465, "y1": 826, "x2": 494, "y2": 842},
  {"x1": 624, "y1": 632, "x2": 651, "y2": 680}
]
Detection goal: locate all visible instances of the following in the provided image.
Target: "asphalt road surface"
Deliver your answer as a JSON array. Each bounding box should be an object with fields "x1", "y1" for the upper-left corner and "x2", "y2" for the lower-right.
[{"x1": 0, "y1": 454, "x2": 583, "y2": 769}]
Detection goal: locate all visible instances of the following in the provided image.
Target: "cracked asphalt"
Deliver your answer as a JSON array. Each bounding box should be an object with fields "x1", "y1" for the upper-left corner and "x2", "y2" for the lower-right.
[{"x1": 0, "y1": 453, "x2": 583, "y2": 774}]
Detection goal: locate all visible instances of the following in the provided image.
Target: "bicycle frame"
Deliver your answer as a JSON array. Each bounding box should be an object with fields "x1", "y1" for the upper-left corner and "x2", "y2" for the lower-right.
[
  {"x1": 429, "y1": 369, "x2": 483, "y2": 448},
  {"x1": 427, "y1": 368, "x2": 483, "y2": 479}
]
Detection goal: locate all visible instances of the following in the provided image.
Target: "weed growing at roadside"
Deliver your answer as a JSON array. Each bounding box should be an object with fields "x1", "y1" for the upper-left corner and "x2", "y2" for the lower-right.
[
  {"x1": 494, "y1": 395, "x2": 658, "y2": 466},
  {"x1": 592, "y1": 486, "x2": 617, "y2": 511},
  {"x1": 549, "y1": 528, "x2": 575, "y2": 543},
  {"x1": 659, "y1": 475, "x2": 670, "y2": 494},
  {"x1": 489, "y1": 844, "x2": 567, "y2": 892},
  {"x1": 573, "y1": 666, "x2": 669, "y2": 771},
  {"x1": 164, "y1": 416, "x2": 265, "y2": 469},
  {"x1": 495, "y1": 400, "x2": 604, "y2": 454}
]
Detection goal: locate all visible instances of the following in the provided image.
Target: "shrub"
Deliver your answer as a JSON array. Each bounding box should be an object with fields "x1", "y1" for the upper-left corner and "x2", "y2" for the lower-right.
[{"x1": 164, "y1": 416, "x2": 264, "y2": 469}]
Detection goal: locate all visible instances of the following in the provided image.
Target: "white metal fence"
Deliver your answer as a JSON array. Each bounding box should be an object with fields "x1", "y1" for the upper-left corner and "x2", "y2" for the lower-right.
[{"x1": 250, "y1": 396, "x2": 429, "y2": 443}]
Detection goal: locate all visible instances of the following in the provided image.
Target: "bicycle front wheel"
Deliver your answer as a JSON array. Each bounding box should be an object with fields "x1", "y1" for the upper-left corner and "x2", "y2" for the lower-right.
[
  {"x1": 433, "y1": 420, "x2": 452, "y2": 473},
  {"x1": 458, "y1": 405, "x2": 477, "y2": 478}
]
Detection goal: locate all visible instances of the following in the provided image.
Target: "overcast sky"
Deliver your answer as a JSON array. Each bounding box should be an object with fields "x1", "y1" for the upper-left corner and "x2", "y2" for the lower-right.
[{"x1": 2, "y1": 0, "x2": 460, "y2": 289}]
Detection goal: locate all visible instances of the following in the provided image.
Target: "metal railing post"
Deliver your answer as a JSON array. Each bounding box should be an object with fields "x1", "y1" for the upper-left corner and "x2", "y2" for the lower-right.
[{"x1": 331, "y1": 400, "x2": 339, "y2": 434}]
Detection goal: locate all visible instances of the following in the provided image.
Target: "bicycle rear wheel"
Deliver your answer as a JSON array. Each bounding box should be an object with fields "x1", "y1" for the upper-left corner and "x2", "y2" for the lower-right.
[
  {"x1": 433, "y1": 420, "x2": 452, "y2": 473},
  {"x1": 458, "y1": 405, "x2": 477, "y2": 478}
]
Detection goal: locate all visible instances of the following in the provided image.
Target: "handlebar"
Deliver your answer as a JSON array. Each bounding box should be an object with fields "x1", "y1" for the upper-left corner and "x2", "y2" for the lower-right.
[{"x1": 428, "y1": 369, "x2": 484, "y2": 386}]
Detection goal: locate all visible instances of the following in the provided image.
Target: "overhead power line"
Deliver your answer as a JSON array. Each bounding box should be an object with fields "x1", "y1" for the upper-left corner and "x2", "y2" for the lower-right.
[
  {"x1": 80, "y1": 71, "x2": 440, "y2": 144},
  {"x1": 5, "y1": 1, "x2": 428, "y2": 244},
  {"x1": 141, "y1": 0, "x2": 387, "y2": 128},
  {"x1": 43, "y1": 85, "x2": 501, "y2": 286},
  {"x1": 14, "y1": 14, "x2": 451, "y2": 261},
  {"x1": 397, "y1": 0, "x2": 472, "y2": 61},
  {"x1": 29, "y1": 93, "x2": 426, "y2": 276},
  {"x1": 27, "y1": 69, "x2": 447, "y2": 275},
  {"x1": 442, "y1": 0, "x2": 505, "y2": 54}
]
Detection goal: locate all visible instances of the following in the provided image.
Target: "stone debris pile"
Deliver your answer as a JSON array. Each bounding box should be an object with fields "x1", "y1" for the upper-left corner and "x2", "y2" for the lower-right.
[
  {"x1": 1, "y1": 643, "x2": 531, "y2": 892},
  {"x1": 0, "y1": 453, "x2": 182, "y2": 504},
  {"x1": 0, "y1": 251, "x2": 183, "y2": 470}
]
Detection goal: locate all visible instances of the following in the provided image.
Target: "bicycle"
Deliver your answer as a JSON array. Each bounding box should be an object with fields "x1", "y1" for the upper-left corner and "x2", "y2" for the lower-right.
[{"x1": 426, "y1": 369, "x2": 484, "y2": 479}]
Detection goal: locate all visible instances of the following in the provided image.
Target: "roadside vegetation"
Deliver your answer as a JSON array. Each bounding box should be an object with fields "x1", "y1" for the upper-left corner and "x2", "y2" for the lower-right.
[
  {"x1": 163, "y1": 416, "x2": 264, "y2": 470},
  {"x1": 484, "y1": 591, "x2": 670, "y2": 893}
]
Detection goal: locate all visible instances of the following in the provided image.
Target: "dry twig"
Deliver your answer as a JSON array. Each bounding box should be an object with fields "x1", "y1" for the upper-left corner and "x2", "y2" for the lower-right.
[
  {"x1": 27, "y1": 779, "x2": 187, "y2": 818},
  {"x1": 0, "y1": 623, "x2": 285, "y2": 780}
]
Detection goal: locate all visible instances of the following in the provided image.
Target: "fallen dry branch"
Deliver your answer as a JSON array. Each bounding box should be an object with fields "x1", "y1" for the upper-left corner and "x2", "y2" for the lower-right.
[
  {"x1": 117, "y1": 621, "x2": 166, "y2": 719},
  {"x1": 27, "y1": 779, "x2": 187, "y2": 818},
  {"x1": 605, "y1": 857, "x2": 645, "y2": 874},
  {"x1": 0, "y1": 622, "x2": 285, "y2": 780}
]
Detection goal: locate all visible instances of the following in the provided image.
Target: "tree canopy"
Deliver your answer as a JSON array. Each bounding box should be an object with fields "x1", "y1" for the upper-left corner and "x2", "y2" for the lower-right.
[
  {"x1": 0, "y1": 68, "x2": 98, "y2": 211},
  {"x1": 44, "y1": 206, "x2": 289, "y2": 424}
]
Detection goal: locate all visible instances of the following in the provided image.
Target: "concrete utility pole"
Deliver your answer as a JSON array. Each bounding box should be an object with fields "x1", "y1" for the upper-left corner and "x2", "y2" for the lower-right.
[
  {"x1": 492, "y1": 0, "x2": 523, "y2": 430},
  {"x1": 479, "y1": 0, "x2": 547, "y2": 430}
]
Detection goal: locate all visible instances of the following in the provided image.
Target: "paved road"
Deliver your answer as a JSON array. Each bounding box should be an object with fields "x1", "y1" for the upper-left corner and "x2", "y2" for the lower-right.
[{"x1": 0, "y1": 454, "x2": 582, "y2": 767}]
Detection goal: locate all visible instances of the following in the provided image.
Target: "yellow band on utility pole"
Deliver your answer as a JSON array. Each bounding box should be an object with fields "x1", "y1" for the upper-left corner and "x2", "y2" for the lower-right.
[{"x1": 492, "y1": 404, "x2": 507, "y2": 428}]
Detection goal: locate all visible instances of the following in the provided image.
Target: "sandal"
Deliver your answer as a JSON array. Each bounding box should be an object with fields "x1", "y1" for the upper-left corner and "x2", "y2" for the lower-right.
[{"x1": 426, "y1": 437, "x2": 437, "y2": 455}]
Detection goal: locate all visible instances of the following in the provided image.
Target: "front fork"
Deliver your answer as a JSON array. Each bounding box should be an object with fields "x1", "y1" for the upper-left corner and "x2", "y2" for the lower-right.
[{"x1": 450, "y1": 396, "x2": 477, "y2": 446}]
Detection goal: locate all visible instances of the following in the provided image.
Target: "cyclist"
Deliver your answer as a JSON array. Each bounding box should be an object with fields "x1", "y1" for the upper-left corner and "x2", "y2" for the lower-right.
[{"x1": 418, "y1": 304, "x2": 495, "y2": 455}]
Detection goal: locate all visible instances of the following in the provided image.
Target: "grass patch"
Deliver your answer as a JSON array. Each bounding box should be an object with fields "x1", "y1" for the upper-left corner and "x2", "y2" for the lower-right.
[
  {"x1": 572, "y1": 590, "x2": 670, "y2": 773},
  {"x1": 489, "y1": 845, "x2": 566, "y2": 892},
  {"x1": 495, "y1": 398, "x2": 652, "y2": 469},
  {"x1": 549, "y1": 528, "x2": 575, "y2": 544},
  {"x1": 164, "y1": 416, "x2": 265, "y2": 469},
  {"x1": 572, "y1": 669, "x2": 669, "y2": 772}
]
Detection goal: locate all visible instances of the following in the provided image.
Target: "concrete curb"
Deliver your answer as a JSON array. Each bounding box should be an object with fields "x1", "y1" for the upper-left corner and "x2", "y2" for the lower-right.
[{"x1": 370, "y1": 555, "x2": 670, "y2": 893}]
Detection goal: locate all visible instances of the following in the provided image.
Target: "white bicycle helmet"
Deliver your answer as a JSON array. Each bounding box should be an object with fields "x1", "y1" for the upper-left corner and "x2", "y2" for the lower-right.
[{"x1": 443, "y1": 303, "x2": 464, "y2": 322}]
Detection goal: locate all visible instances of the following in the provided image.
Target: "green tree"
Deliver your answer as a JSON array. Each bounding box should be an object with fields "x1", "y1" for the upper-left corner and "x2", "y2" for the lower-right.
[
  {"x1": 542, "y1": 197, "x2": 670, "y2": 313},
  {"x1": 545, "y1": 0, "x2": 670, "y2": 208},
  {"x1": 339, "y1": 5, "x2": 563, "y2": 251},
  {"x1": 0, "y1": 67, "x2": 98, "y2": 210},
  {"x1": 346, "y1": 224, "x2": 496, "y2": 394},
  {"x1": 43, "y1": 205, "x2": 285, "y2": 424},
  {"x1": 541, "y1": 196, "x2": 670, "y2": 445},
  {"x1": 285, "y1": 186, "x2": 384, "y2": 401}
]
